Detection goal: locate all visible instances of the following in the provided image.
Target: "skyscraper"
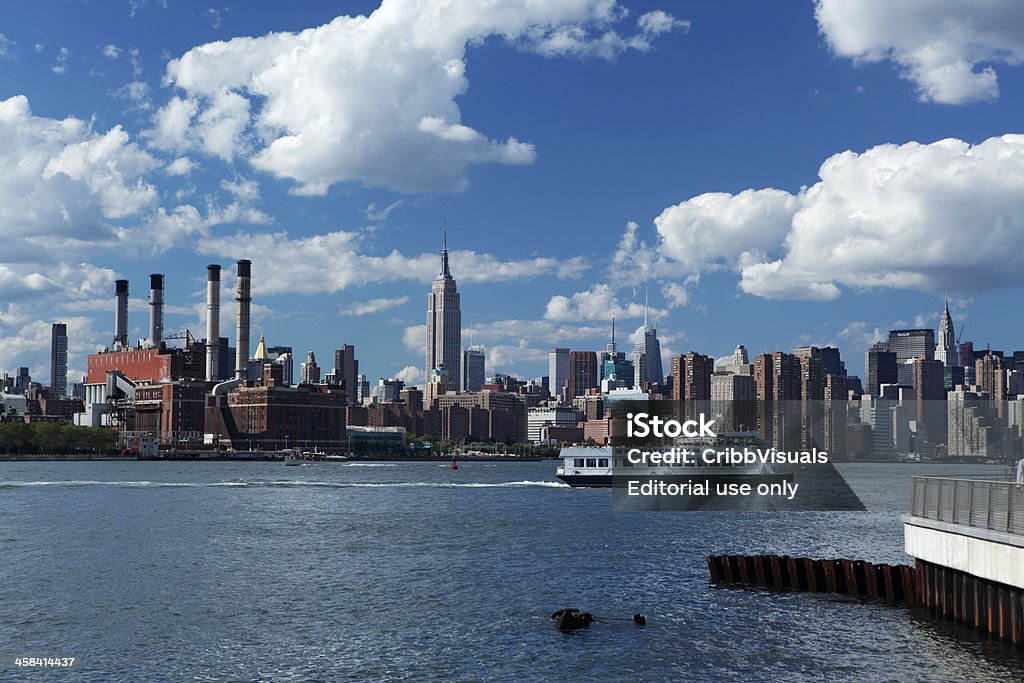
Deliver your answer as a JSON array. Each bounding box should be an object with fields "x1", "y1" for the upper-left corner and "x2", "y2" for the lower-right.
[
  {"x1": 633, "y1": 302, "x2": 663, "y2": 390},
  {"x1": 936, "y1": 297, "x2": 956, "y2": 365},
  {"x1": 548, "y1": 347, "x2": 570, "y2": 402},
  {"x1": 670, "y1": 352, "x2": 713, "y2": 401},
  {"x1": 567, "y1": 351, "x2": 598, "y2": 400},
  {"x1": 462, "y1": 346, "x2": 485, "y2": 392},
  {"x1": 599, "y1": 318, "x2": 633, "y2": 388},
  {"x1": 794, "y1": 345, "x2": 845, "y2": 377},
  {"x1": 333, "y1": 344, "x2": 359, "y2": 402},
  {"x1": 425, "y1": 228, "x2": 461, "y2": 391},
  {"x1": 865, "y1": 342, "x2": 898, "y2": 395},
  {"x1": 887, "y1": 329, "x2": 935, "y2": 363},
  {"x1": 50, "y1": 322, "x2": 67, "y2": 397},
  {"x1": 300, "y1": 351, "x2": 320, "y2": 384},
  {"x1": 913, "y1": 356, "x2": 947, "y2": 446}
]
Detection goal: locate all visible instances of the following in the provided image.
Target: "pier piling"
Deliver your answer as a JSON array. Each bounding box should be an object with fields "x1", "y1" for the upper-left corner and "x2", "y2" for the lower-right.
[{"x1": 707, "y1": 554, "x2": 915, "y2": 605}]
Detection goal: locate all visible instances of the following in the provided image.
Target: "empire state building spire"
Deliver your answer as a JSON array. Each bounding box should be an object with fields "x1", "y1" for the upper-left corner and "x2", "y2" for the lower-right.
[
  {"x1": 426, "y1": 223, "x2": 462, "y2": 399},
  {"x1": 440, "y1": 223, "x2": 451, "y2": 278}
]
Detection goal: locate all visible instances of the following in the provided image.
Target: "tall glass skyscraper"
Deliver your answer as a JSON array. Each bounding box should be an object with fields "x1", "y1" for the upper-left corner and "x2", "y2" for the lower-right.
[
  {"x1": 462, "y1": 346, "x2": 485, "y2": 392},
  {"x1": 887, "y1": 328, "x2": 935, "y2": 363},
  {"x1": 50, "y1": 322, "x2": 68, "y2": 397},
  {"x1": 633, "y1": 308, "x2": 663, "y2": 389}
]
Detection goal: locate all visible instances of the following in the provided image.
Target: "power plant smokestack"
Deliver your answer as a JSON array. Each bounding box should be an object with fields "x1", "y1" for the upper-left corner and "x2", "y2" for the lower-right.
[
  {"x1": 235, "y1": 259, "x2": 251, "y2": 380},
  {"x1": 114, "y1": 279, "x2": 129, "y2": 349},
  {"x1": 206, "y1": 265, "x2": 221, "y2": 382},
  {"x1": 149, "y1": 274, "x2": 164, "y2": 348}
]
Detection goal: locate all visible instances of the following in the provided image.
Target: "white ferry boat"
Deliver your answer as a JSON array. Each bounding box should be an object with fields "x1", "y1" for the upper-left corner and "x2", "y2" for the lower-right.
[{"x1": 555, "y1": 438, "x2": 786, "y2": 489}]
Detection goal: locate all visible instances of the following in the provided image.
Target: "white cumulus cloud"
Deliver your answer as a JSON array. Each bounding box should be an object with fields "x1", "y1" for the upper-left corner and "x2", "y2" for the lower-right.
[
  {"x1": 738, "y1": 135, "x2": 1024, "y2": 299},
  {"x1": 655, "y1": 189, "x2": 798, "y2": 273},
  {"x1": 544, "y1": 283, "x2": 665, "y2": 322},
  {"x1": 151, "y1": 0, "x2": 683, "y2": 194},
  {"x1": 816, "y1": 0, "x2": 1024, "y2": 104},
  {"x1": 0, "y1": 95, "x2": 162, "y2": 255}
]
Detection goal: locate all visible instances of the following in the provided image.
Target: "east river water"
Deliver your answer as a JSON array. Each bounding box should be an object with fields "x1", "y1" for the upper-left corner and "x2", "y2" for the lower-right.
[{"x1": 1, "y1": 460, "x2": 1021, "y2": 681}]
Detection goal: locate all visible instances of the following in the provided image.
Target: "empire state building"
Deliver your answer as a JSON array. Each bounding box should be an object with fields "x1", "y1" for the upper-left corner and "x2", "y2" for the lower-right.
[{"x1": 426, "y1": 229, "x2": 461, "y2": 389}]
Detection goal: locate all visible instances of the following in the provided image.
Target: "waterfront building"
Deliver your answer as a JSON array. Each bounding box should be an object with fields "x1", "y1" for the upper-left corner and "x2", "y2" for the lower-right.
[
  {"x1": 425, "y1": 229, "x2": 461, "y2": 390},
  {"x1": 50, "y1": 322, "x2": 68, "y2": 397},
  {"x1": 133, "y1": 381, "x2": 208, "y2": 443},
  {"x1": 437, "y1": 391, "x2": 526, "y2": 442},
  {"x1": 527, "y1": 406, "x2": 580, "y2": 444},
  {"x1": 222, "y1": 383, "x2": 346, "y2": 451}
]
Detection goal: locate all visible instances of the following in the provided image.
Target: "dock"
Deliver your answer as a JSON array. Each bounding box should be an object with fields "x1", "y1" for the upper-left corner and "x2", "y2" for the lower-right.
[
  {"x1": 904, "y1": 475, "x2": 1024, "y2": 646},
  {"x1": 708, "y1": 474, "x2": 1024, "y2": 648}
]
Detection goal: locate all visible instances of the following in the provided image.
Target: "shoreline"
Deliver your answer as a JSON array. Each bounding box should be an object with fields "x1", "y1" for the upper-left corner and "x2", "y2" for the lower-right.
[{"x1": 0, "y1": 454, "x2": 553, "y2": 462}]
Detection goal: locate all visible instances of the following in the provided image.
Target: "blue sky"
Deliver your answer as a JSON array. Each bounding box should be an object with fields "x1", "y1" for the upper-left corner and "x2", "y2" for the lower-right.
[{"x1": 3, "y1": 0, "x2": 1024, "y2": 387}]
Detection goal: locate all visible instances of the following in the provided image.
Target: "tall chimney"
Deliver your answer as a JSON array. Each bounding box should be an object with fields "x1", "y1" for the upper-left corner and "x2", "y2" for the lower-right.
[
  {"x1": 235, "y1": 259, "x2": 251, "y2": 380},
  {"x1": 114, "y1": 279, "x2": 129, "y2": 349},
  {"x1": 206, "y1": 265, "x2": 221, "y2": 381},
  {"x1": 149, "y1": 274, "x2": 164, "y2": 348}
]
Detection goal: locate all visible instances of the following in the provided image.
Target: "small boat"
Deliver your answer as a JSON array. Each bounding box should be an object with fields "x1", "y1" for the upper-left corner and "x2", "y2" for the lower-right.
[{"x1": 450, "y1": 456, "x2": 459, "y2": 470}]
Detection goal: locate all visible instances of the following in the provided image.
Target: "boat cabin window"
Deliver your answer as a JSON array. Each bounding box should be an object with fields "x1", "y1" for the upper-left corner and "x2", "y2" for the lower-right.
[
  {"x1": 574, "y1": 458, "x2": 585, "y2": 468},
  {"x1": 598, "y1": 458, "x2": 609, "y2": 468},
  {"x1": 586, "y1": 458, "x2": 597, "y2": 468}
]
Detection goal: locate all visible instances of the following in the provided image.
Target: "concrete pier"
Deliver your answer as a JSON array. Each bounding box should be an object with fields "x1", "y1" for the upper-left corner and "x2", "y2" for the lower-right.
[{"x1": 903, "y1": 476, "x2": 1024, "y2": 646}]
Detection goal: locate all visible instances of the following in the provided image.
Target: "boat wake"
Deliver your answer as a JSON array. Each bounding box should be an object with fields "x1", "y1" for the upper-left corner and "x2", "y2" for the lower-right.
[{"x1": 0, "y1": 479, "x2": 569, "y2": 489}]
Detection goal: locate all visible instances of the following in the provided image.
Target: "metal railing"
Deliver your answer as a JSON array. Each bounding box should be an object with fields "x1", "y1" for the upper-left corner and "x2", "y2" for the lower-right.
[{"x1": 911, "y1": 476, "x2": 1024, "y2": 536}]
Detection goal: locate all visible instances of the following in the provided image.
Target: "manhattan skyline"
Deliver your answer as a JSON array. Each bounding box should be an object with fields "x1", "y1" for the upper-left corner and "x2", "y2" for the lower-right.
[{"x1": 2, "y1": 1, "x2": 1024, "y2": 387}]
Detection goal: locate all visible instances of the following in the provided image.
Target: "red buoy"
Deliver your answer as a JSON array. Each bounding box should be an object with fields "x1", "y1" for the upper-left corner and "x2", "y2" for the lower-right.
[{"x1": 450, "y1": 456, "x2": 459, "y2": 470}]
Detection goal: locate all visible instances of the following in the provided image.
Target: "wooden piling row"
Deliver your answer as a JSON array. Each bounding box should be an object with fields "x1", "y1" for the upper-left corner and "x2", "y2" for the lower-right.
[
  {"x1": 708, "y1": 554, "x2": 1024, "y2": 647},
  {"x1": 706, "y1": 554, "x2": 917, "y2": 606},
  {"x1": 916, "y1": 559, "x2": 1024, "y2": 647}
]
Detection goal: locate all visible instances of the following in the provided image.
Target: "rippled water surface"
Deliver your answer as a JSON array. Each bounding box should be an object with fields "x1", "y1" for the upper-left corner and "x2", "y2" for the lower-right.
[{"x1": 1, "y1": 460, "x2": 1021, "y2": 681}]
